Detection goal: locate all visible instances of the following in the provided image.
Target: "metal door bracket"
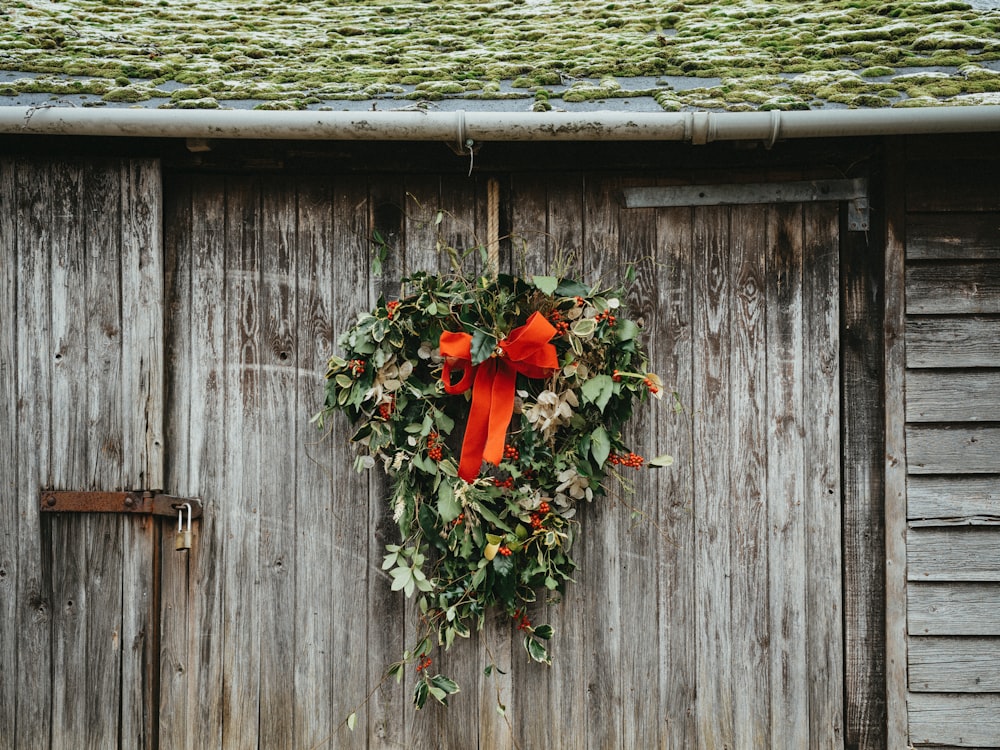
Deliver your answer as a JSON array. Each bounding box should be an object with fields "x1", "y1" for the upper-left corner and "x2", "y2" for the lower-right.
[{"x1": 40, "y1": 490, "x2": 202, "y2": 520}]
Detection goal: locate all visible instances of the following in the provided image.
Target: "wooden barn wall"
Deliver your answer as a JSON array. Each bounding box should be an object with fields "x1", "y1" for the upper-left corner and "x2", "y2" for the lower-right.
[
  {"x1": 0, "y1": 158, "x2": 163, "y2": 749},
  {"x1": 895, "y1": 136, "x2": 1000, "y2": 748},
  {"x1": 0, "y1": 142, "x2": 889, "y2": 749}
]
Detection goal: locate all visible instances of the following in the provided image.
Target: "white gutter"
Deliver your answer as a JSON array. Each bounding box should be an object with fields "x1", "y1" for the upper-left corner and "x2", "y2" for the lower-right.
[{"x1": 1, "y1": 105, "x2": 998, "y2": 145}]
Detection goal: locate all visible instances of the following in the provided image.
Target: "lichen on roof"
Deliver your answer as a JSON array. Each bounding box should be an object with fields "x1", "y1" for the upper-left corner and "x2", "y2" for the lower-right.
[{"x1": 2, "y1": 0, "x2": 1000, "y2": 111}]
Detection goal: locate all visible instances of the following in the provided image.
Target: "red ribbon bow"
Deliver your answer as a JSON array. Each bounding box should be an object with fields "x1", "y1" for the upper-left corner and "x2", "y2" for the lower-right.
[{"x1": 439, "y1": 311, "x2": 559, "y2": 482}]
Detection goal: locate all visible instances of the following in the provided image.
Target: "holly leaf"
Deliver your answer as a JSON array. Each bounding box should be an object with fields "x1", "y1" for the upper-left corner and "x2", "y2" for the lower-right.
[
  {"x1": 524, "y1": 636, "x2": 552, "y2": 665},
  {"x1": 533, "y1": 624, "x2": 554, "y2": 640},
  {"x1": 470, "y1": 329, "x2": 497, "y2": 365}
]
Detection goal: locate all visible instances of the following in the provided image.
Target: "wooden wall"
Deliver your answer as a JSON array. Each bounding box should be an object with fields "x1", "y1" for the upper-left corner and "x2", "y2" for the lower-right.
[{"x1": 898, "y1": 138, "x2": 1000, "y2": 748}]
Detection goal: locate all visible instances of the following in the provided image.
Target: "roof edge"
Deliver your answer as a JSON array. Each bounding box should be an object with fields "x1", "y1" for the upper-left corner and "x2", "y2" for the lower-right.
[{"x1": 1, "y1": 106, "x2": 999, "y2": 145}]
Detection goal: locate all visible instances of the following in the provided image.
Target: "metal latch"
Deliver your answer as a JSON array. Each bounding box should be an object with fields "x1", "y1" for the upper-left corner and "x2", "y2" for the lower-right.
[{"x1": 40, "y1": 490, "x2": 202, "y2": 519}]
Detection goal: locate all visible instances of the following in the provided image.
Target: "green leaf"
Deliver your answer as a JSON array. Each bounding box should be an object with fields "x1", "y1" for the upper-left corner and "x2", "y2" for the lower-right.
[
  {"x1": 533, "y1": 624, "x2": 554, "y2": 640},
  {"x1": 580, "y1": 374, "x2": 614, "y2": 411},
  {"x1": 649, "y1": 453, "x2": 675, "y2": 467},
  {"x1": 437, "y1": 481, "x2": 461, "y2": 523},
  {"x1": 413, "y1": 679, "x2": 429, "y2": 709},
  {"x1": 616, "y1": 318, "x2": 639, "y2": 342},
  {"x1": 470, "y1": 329, "x2": 498, "y2": 366},
  {"x1": 571, "y1": 318, "x2": 596, "y2": 337},
  {"x1": 591, "y1": 425, "x2": 611, "y2": 468},
  {"x1": 555, "y1": 278, "x2": 590, "y2": 297},
  {"x1": 430, "y1": 674, "x2": 461, "y2": 696},
  {"x1": 346, "y1": 712, "x2": 357, "y2": 731},
  {"x1": 525, "y1": 637, "x2": 552, "y2": 665},
  {"x1": 531, "y1": 275, "x2": 559, "y2": 295}
]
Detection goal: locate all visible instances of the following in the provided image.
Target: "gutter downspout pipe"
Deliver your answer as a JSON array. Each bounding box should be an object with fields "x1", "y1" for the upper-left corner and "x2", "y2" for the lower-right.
[{"x1": 0, "y1": 105, "x2": 998, "y2": 143}]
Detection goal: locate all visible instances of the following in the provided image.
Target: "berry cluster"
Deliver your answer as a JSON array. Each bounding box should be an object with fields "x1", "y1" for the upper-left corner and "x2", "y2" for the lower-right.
[
  {"x1": 497, "y1": 545, "x2": 512, "y2": 557},
  {"x1": 574, "y1": 296, "x2": 586, "y2": 306},
  {"x1": 643, "y1": 376, "x2": 659, "y2": 395},
  {"x1": 493, "y1": 476, "x2": 514, "y2": 489},
  {"x1": 596, "y1": 310, "x2": 617, "y2": 327},
  {"x1": 386, "y1": 300, "x2": 400, "y2": 319},
  {"x1": 521, "y1": 468, "x2": 536, "y2": 480},
  {"x1": 377, "y1": 395, "x2": 395, "y2": 420},
  {"x1": 529, "y1": 500, "x2": 552, "y2": 531},
  {"x1": 548, "y1": 309, "x2": 570, "y2": 335},
  {"x1": 612, "y1": 369, "x2": 622, "y2": 382},
  {"x1": 452, "y1": 512, "x2": 465, "y2": 527},
  {"x1": 427, "y1": 433, "x2": 443, "y2": 462},
  {"x1": 503, "y1": 444, "x2": 519, "y2": 461},
  {"x1": 349, "y1": 358, "x2": 366, "y2": 376},
  {"x1": 415, "y1": 656, "x2": 433, "y2": 672},
  {"x1": 609, "y1": 451, "x2": 645, "y2": 468},
  {"x1": 514, "y1": 608, "x2": 531, "y2": 631}
]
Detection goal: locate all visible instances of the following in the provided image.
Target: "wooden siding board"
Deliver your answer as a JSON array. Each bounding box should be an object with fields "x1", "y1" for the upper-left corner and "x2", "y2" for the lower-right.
[
  {"x1": 905, "y1": 370, "x2": 1000, "y2": 422},
  {"x1": 908, "y1": 693, "x2": 1000, "y2": 747},
  {"x1": 908, "y1": 637, "x2": 1000, "y2": 692},
  {"x1": 906, "y1": 160, "x2": 1000, "y2": 212},
  {"x1": 906, "y1": 425, "x2": 1000, "y2": 474},
  {"x1": 581, "y1": 175, "x2": 623, "y2": 750},
  {"x1": 654, "y1": 204, "x2": 697, "y2": 750},
  {"x1": 908, "y1": 476, "x2": 1000, "y2": 521},
  {"x1": 729, "y1": 204, "x2": 772, "y2": 750},
  {"x1": 803, "y1": 202, "x2": 844, "y2": 747},
  {"x1": 907, "y1": 528, "x2": 1000, "y2": 582},
  {"x1": 906, "y1": 213, "x2": 1000, "y2": 261},
  {"x1": 328, "y1": 176, "x2": 371, "y2": 750},
  {"x1": 767, "y1": 204, "x2": 810, "y2": 750},
  {"x1": 291, "y1": 179, "x2": 337, "y2": 750},
  {"x1": 908, "y1": 583, "x2": 1000, "y2": 636},
  {"x1": 906, "y1": 262, "x2": 1000, "y2": 315},
  {"x1": 905, "y1": 317, "x2": 1000, "y2": 369},
  {"x1": 619, "y1": 190, "x2": 663, "y2": 750},
  {"x1": 0, "y1": 159, "x2": 16, "y2": 750},
  {"x1": 841, "y1": 195, "x2": 887, "y2": 750},
  {"x1": 693, "y1": 204, "x2": 735, "y2": 750}
]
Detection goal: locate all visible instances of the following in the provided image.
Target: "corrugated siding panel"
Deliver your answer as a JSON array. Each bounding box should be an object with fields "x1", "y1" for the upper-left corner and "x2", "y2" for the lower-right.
[{"x1": 904, "y1": 153, "x2": 1000, "y2": 748}]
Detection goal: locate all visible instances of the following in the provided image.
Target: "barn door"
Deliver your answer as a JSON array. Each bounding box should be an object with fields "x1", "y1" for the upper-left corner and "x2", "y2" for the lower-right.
[{"x1": 1, "y1": 158, "x2": 164, "y2": 749}]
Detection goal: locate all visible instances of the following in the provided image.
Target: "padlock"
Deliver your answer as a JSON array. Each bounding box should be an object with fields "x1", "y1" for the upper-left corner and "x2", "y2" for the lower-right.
[{"x1": 175, "y1": 503, "x2": 193, "y2": 551}]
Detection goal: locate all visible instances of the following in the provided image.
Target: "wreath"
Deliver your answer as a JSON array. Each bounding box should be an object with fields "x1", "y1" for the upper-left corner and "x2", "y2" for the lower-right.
[{"x1": 315, "y1": 269, "x2": 670, "y2": 716}]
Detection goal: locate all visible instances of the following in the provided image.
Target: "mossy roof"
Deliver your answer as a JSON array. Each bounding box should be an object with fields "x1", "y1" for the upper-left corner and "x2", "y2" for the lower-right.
[{"x1": 3, "y1": 0, "x2": 1000, "y2": 112}]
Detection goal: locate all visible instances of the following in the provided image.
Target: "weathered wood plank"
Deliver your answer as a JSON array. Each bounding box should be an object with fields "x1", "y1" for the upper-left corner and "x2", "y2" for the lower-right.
[
  {"x1": 291, "y1": 179, "x2": 338, "y2": 750},
  {"x1": 909, "y1": 637, "x2": 1000, "y2": 692},
  {"x1": 327, "y1": 176, "x2": 373, "y2": 750},
  {"x1": 13, "y1": 160, "x2": 54, "y2": 750},
  {"x1": 257, "y1": 178, "x2": 299, "y2": 750},
  {"x1": 908, "y1": 476, "x2": 1000, "y2": 521},
  {"x1": 0, "y1": 159, "x2": 16, "y2": 750},
  {"x1": 906, "y1": 425, "x2": 1000, "y2": 474},
  {"x1": 729, "y1": 204, "x2": 772, "y2": 750},
  {"x1": 767, "y1": 204, "x2": 809, "y2": 750},
  {"x1": 908, "y1": 528, "x2": 1000, "y2": 582},
  {"x1": 693, "y1": 204, "x2": 735, "y2": 750},
  {"x1": 906, "y1": 370, "x2": 1000, "y2": 422},
  {"x1": 906, "y1": 262, "x2": 1000, "y2": 315},
  {"x1": 582, "y1": 174, "x2": 624, "y2": 750},
  {"x1": 906, "y1": 160, "x2": 1000, "y2": 212},
  {"x1": 906, "y1": 213, "x2": 1000, "y2": 261},
  {"x1": 803, "y1": 202, "x2": 844, "y2": 748},
  {"x1": 908, "y1": 583, "x2": 1000, "y2": 635},
  {"x1": 905, "y1": 317, "x2": 1000, "y2": 369},
  {"x1": 619, "y1": 184, "x2": 663, "y2": 750},
  {"x1": 841, "y1": 193, "x2": 887, "y2": 750},
  {"x1": 908, "y1": 693, "x2": 1000, "y2": 747},
  {"x1": 653, "y1": 203, "x2": 697, "y2": 750}
]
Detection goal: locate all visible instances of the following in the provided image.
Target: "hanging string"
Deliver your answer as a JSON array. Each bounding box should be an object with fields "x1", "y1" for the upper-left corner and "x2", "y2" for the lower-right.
[{"x1": 487, "y1": 177, "x2": 500, "y2": 279}]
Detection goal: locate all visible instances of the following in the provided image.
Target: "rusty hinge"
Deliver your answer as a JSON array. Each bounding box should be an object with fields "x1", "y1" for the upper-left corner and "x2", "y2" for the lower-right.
[{"x1": 39, "y1": 490, "x2": 202, "y2": 520}]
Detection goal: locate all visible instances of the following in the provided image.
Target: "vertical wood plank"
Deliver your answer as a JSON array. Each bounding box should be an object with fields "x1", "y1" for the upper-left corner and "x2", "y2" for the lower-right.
[
  {"x1": 292, "y1": 179, "x2": 337, "y2": 750},
  {"x1": 220, "y1": 176, "x2": 263, "y2": 749},
  {"x1": 803, "y1": 203, "x2": 844, "y2": 747},
  {"x1": 14, "y1": 160, "x2": 54, "y2": 750},
  {"x1": 729, "y1": 204, "x2": 772, "y2": 749},
  {"x1": 0, "y1": 159, "x2": 18, "y2": 750},
  {"x1": 767, "y1": 204, "x2": 808, "y2": 750},
  {"x1": 884, "y1": 142, "x2": 910, "y2": 750},
  {"x1": 618, "y1": 187, "x2": 663, "y2": 750},
  {"x1": 46, "y1": 161, "x2": 91, "y2": 748},
  {"x1": 120, "y1": 159, "x2": 162, "y2": 750},
  {"x1": 582, "y1": 175, "x2": 623, "y2": 750},
  {"x1": 654, "y1": 204, "x2": 697, "y2": 750},
  {"x1": 692, "y1": 205, "x2": 734, "y2": 750},
  {"x1": 841, "y1": 195, "x2": 888, "y2": 750},
  {"x1": 327, "y1": 175, "x2": 371, "y2": 750},
  {"x1": 82, "y1": 161, "x2": 126, "y2": 750}
]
